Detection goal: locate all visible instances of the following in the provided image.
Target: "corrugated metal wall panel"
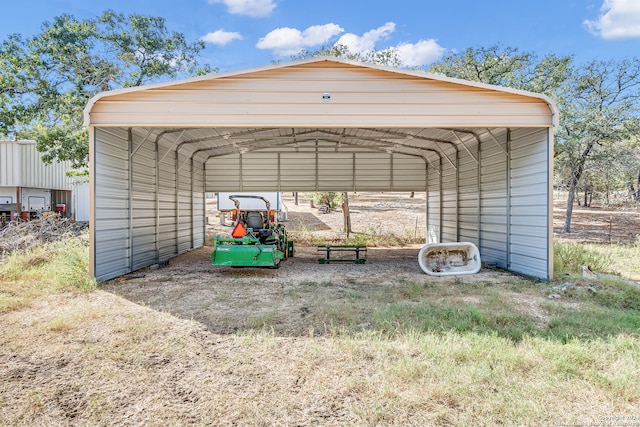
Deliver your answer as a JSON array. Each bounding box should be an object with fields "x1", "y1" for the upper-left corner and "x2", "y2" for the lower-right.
[
  {"x1": 193, "y1": 161, "x2": 205, "y2": 248},
  {"x1": 440, "y1": 146, "x2": 458, "y2": 242},
  {"x1": 94, "y1": 128, "x2": 131, "y2": 280},
  {"x1": 392, "y1": 155, "x2": 426, "y2": 191},
  {"x1": 131, "y1": 129, "x2": 158, "y2": 270},
  {"x1": 457, "y1": 138, "x2": 480, "y2": 244},
  {"x1": 158, "y1": 148, "x2": 177, "y2": 261},
  {"x1": 479, "y1": 129, "x2": 508, "y2": 268},
  {"x1": 242, "y1": 153, "x2": 279, "y2": 191},
  {"x1": 318, "y1": 153, "x2": 353, "y2": 191},
  {"x1": 205, "y1": 151, "x2": 429, "y2": 192},
  {"x1": 508, "y1": 128, "x2": 550, "y2": 278},
  {"x1": 280, "y1": 153, "x2": 316, "y2": 191},
  {"x1": 206, "y1": 154, "x2": 241, "y2": 191},
  {"x1": 0, "y1": 143, "x2": 20, "y2": 186},
  {"x1": 355, "y1": 153, "x2": 391, "y2": 191},
  {"x1": 0, "y1": 141, "x2": 72, "y2": 190},
  {"x1": 176, "y1": 150, "x2": 194, "y2": 255},
  {"x1": 20, "y1": 144, "x2": 72, "y2": 190},
  {"x1": 426, "y1": 158, "x2": 441, "y2": 242}
]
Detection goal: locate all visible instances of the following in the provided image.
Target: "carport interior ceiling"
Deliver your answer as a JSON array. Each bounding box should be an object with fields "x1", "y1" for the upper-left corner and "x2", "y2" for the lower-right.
[
  {"x1": 134, "y1": 126, "x2": 508, "y2": 193},
  {"x1": 88, "y1": 57, "x2": 556, "y2": 281}
]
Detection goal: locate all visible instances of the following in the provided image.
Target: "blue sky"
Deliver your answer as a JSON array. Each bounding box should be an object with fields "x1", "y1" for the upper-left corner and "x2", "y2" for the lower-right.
[{"x1": 1, "y1": 0, "x2": 639, "y2": 72}]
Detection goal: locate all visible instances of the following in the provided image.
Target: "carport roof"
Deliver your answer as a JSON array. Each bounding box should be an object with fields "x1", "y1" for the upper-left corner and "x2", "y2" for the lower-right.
[
  {"x1": 84, "y1": 56, "x2": 558, "y2": 127},
  {"x1": 84, "y1": 57, "x2": 557, "y2": 163}
]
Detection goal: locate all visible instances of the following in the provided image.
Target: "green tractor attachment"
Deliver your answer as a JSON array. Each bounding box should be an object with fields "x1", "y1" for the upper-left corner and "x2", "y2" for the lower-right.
[{"x1": 212, "y1": 195, "x2": 294, "y2": 268}]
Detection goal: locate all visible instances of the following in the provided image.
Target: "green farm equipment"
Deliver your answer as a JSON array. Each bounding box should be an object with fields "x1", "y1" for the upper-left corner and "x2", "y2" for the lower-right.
[{"x1": 211, "y1": 195, "x2": 294, "y2": 268}]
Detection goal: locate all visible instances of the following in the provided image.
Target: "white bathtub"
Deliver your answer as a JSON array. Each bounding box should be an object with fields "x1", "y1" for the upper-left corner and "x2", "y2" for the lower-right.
[{"x1": 418, "y1": 242, "x2": 481, "y2": 276}]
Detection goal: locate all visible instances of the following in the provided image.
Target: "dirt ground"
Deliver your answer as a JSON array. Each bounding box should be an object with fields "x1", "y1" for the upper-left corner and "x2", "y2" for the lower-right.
[
  {"x1": 553, "y1": 198, "x2": 640, "y2": 244},
  {"x1": 101, "y1": 192, "x2": 640, "y2": 338}
]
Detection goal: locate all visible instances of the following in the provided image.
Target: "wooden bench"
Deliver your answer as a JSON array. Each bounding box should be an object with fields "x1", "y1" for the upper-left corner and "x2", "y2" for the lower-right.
[{"x1": 317, "y1": 245, "x2": 367, "y2": 264}]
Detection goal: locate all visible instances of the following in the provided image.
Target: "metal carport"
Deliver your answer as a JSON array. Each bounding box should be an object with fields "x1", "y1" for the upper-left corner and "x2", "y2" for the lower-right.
[{"x1": 84, "y1": 57, "x2": 557, "y2": 281}]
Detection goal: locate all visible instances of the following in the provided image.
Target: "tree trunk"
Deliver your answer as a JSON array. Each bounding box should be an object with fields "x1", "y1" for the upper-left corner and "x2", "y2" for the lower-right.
[
  {"x1": 563, "y1": 142, "x2": 595, "y2": 233},
  {"x1": 322, "y1": 193, "x2": 331, "y2": 207},
  {"x1": 564, "y1": 177, "x2": 577, "y2": 233},
  {"x1": 294, "y1": 192, "x2": 298, "y2": 206},
  {"x1": 341, "y1": 192, "x2": 352, "y2": 237}
]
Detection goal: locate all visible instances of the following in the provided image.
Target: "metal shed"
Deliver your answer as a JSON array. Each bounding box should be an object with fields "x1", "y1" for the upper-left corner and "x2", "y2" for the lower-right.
[
  {"x1": 1, "y1": 140, "x2": 74, "y2": 218},
  {"x1": 84, "y1": 57, "x2": 557, "y2": 281}
]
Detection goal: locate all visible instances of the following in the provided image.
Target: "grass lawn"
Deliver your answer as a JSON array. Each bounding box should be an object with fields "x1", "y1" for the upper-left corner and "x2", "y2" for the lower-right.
[{"x1": 1, "y1": 235, "x2": 639, "y2": 425}]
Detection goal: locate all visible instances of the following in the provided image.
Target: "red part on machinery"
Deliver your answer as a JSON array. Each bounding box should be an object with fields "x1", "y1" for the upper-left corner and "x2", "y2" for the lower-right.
[{"x1": 231, "y1": 222, "x2": 247, "y2": 238}]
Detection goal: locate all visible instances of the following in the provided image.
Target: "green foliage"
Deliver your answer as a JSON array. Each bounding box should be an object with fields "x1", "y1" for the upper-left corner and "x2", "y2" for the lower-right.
[
  {"x1": 0, "y1": 233, "x2": 95, "y2": 289},
  {"x1": 0, "y1": 10, "x2": 213, "y2": 167},
  {"x1": 309, "y1": 191, "x2": 344, "y2": 208},
  {"x1": 428, "y1": 45, "x2": 640, "y2": 229},
  {"x1": 0, "y1": 233, "x2": 95, "y2": 313},
  {"x1": 589, "y1": 285, "x2": 640, "y2": 311},
  {"x1": 428, "y1": 44, "x2": 573, "y2": 98},
  {"x1": 546, "y1": 307, "x2": 640, "y2": 341},
  {"x1": 65, "y1": 168, "x2": 89, "y2": 177},
  {"x1": 554, "y1": 240, "x2": 640, "y2": 279},
  {"x1": 291, "y1": 43, "x2": 403, "y2": 68},
  {"x1": 554, "y1": 241, "x2": 614, "y2": 275},
  {"x1": 374, "y1": 301, "x2": 539, "y2": 342}
]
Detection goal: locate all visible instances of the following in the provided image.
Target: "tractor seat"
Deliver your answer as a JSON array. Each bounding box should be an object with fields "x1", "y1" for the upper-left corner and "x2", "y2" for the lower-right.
[{"x1": 246, "y1": 212, "x2": 264, "y2": 229}]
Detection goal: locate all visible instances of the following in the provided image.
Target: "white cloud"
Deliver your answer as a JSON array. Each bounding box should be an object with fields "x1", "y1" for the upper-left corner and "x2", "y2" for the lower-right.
[
  {"x1": 208, "y1": 0, "x2": 276, "y2": 18},
  {"x1": 335, "y1": 22, "x2": 444, "y2": 67},
  {"x1": 394, "y1": 39, "x2": 446, "y2": 67},
  {"x1": 584, "y1": 0, "x2": 640, "y2": 39},
  {"x1": 201, "y1": 29, "x2": 243, "y2": 46},
  {"x1": 256, "y1": 24, "x2": 344, "y2": 56},
  {"x1": 336, "y1": 22, "x2": 396, "y2": 54}
]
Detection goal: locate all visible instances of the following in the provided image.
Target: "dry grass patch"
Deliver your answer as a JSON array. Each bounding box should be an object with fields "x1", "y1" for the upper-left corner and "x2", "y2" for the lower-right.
[
  {"x1": 2, "y1": 233, "x2": 640, "y2": 425},
  {"x1": 1, "y1": 291, "x2": 639, "y2": 426},
  {"x1": 0, "y1": 233, "x2": 95, "y2": 313}
]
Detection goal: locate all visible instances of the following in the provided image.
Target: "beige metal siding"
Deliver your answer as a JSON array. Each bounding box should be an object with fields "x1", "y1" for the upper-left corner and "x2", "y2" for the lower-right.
[
  {"x1": 426, "y1": 156, "x2": 441, "y2": 242},
  {"x1": 158, "y1": 140, "x2": 178, "y2": 261},
  {"x1": 193, "y1": 160, "x2": 205, "y2": 248},
  {"x1": 392, "y1": 155, "x2": 427, "y2": 191},
  {"x1": 177, "y1": 151, "x2": 193, "y2": 254},
  {"x1": 93, "y1": 127, "x2": 207, "y2": 280},
  {"x1": 87, "y1": 61, "x2": 555, "y2": 128}
]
